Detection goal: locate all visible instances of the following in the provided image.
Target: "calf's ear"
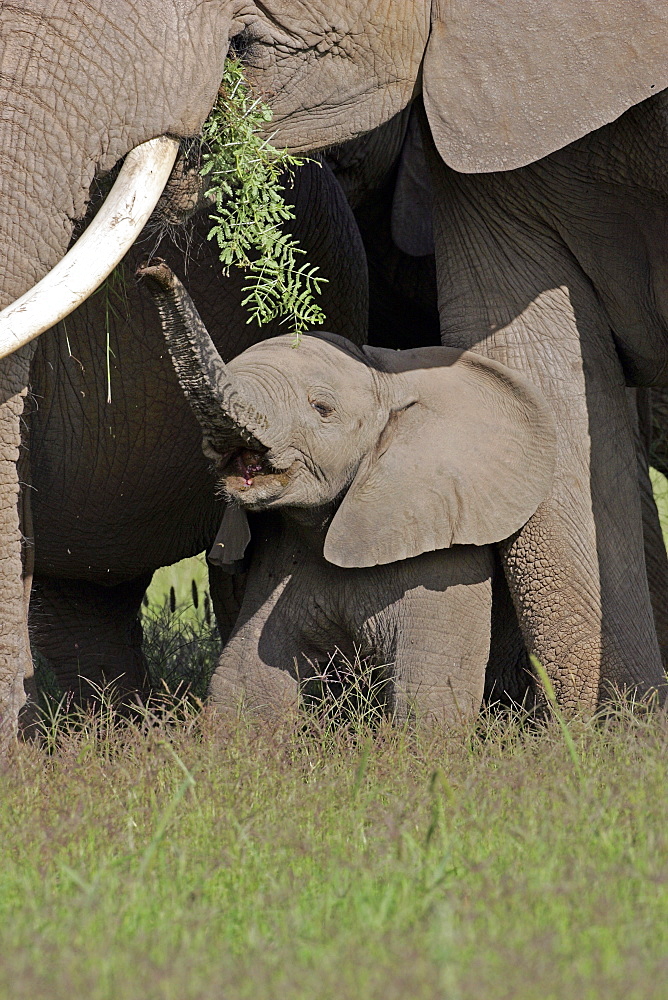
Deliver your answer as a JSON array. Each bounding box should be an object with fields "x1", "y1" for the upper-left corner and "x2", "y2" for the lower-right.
[{"x1": 324, "y1": 347, "x2": 556, "y2": 569}]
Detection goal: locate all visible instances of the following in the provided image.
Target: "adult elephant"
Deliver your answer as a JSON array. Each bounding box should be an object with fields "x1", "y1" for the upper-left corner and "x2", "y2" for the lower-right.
[
  {"x1": 330, "y1": 105, "x2": 668, "y2": 698},
  {"x1": 2, "y1": 1, "x2": 668, "y2": 739}
]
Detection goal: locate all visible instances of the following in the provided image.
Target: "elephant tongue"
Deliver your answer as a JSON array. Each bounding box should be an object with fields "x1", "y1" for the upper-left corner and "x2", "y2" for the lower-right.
[{"x1": 236, "y1": 449, "x2": 266, "y2": 486}]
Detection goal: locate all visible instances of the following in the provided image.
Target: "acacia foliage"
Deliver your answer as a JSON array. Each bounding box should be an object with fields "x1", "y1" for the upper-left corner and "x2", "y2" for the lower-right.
[{"x1": 201, "y1": 59, "x2": 327, "y2": 342}]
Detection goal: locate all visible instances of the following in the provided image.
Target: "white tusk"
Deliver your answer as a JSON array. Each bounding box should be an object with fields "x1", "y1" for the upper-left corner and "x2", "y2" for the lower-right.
[{"x1": 0, "y1": 135, "x2": 180, "y2": 360}]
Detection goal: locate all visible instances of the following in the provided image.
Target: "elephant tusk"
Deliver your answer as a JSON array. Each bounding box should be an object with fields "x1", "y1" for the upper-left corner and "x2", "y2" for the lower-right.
[{"x1": 0, "y1": 135, "x2": 180, "y2": 360}]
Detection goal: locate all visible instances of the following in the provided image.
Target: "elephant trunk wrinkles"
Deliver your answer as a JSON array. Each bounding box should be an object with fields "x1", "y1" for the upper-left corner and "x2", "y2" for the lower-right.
[{"x1": 138, "y1": 261, "x2": 273, "y2": 456}]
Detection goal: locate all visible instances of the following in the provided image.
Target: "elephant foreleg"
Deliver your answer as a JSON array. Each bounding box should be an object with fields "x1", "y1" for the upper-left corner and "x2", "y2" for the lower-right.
[
  {"x1": 211, "y1": 622, "x2": 301, "y2": 722},
  {"x1": 485, "y1": 557, "x2": 535, "y2": 708},
  {"x1": 208, "y1": 562, "x2": 248, "y2": 647},
  {"x1": 633, "y1": 389, "x2": 668, "y2": 667},
  {"x1": 210, "y1": 568, "x2": 301, "y2": 721},
  {"x1": 0, "y1": 357, "x2": 33, "y2": 748},
  {"x1": 29, "y1": 574, "x2": 151, "y2": 708},
  {"x1": 650, "y1": 386, "x2": 668, "y2": 482}
]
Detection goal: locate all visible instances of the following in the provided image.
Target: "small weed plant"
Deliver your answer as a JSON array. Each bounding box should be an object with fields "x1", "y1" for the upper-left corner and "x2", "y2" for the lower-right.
[
  {"x1": 141, "y1": 601, "x2": 220, "y2": 702},
  {"x1": 200, "y1": 58, "x2": 327, "y2": 342}
]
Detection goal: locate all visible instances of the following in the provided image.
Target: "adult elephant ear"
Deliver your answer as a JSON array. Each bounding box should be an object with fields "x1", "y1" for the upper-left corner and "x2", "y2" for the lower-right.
[
  {"x1": 423, "y1": 0, "x2": 668, "y2": 173},
  {"x1": 323, "y1": 346, "x2": 556, "y2": 569}
]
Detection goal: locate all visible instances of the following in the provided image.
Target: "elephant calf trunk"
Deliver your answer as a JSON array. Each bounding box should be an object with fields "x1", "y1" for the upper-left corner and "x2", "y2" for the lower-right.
[{"x1": 137, "y1": 260, "x2": 272, "y2": 455}]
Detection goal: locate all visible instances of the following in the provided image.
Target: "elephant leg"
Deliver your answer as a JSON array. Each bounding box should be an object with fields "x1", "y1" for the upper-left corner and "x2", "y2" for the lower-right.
[
  {"x1": 29, "y1": 574, "x2": 151, "y2": 707},
  {"x1": 634, "y1": 388, "x2": 668, "y2": 666},
  {"x1": 650, "y1": 386, "x2": 668, "y2": 481},
  {"x1": 17, "y1": 435, "x2": 41, "y2": 734},
  {"x1": 210, "y1": 567, "x2": 302, "y2": 721},
  {"x1": 0, "y1": 354, "x2": 33, "y2": 747},
  {"x1": 640, "y1": 479, "x2": 668, "y2": 668},
  {"x1": 388, "y1": 546, "x2": 494, "y2": 725},
  {"x1": 430, "y1": 157, "x2": 664, "y2": 709},
  {"x1": 211, "y1": 618, "x2": 301, "y2": 722},
  {"x1": 485, "y1": 556, "x2": 534, "y2": 708}
]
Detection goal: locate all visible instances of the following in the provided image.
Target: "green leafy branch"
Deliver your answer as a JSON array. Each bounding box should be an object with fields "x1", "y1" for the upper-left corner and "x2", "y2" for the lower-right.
[{"x1": 200, "y1": 58, "x2": 327, "y2": 343}]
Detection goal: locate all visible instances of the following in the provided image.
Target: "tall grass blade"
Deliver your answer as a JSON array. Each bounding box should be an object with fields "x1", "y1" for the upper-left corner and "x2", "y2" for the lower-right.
[
  {"x1": 530, "y1": 654, "x2": 583, "y2": 780},
  {"x1": 137, "y1": 747, "x2": 195, "y2": 878}
]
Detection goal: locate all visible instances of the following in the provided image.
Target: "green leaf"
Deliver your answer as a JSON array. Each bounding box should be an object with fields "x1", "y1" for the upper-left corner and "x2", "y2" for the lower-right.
[{"x1": 200, "y1": 58, "x2": 327, "y2": 344}]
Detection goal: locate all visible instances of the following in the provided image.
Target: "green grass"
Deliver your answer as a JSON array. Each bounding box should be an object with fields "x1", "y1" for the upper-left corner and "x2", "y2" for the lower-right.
[
  {"x1": 2, "y1": 702, "x2": 668, "y2": 999},
  {"x1": 144, "y1": 552, "x2": 211, "y2": 625},
  {"x1": 651, "y1": 466, "x2": 668, "y2": 537},
  {"x1": 12, "y1": 476, "x2": 668, "y2": 998},
  {"x1": 140, "y1": 552, "x2": 220, "y2": 700}
]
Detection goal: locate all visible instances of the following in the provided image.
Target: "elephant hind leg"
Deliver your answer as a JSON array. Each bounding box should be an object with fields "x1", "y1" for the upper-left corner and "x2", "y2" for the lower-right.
[
  {"x1": 28, "y1": 574, "x2": 151, "y2": 710},
  {"x1": 485, "y1": 556, "x2": 535, "y2": 709}
]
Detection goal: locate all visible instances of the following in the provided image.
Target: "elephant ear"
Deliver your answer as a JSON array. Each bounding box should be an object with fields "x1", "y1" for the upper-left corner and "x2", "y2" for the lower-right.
[
  {"x1": 208, "y1": 505, "x2": 251, "y2": 571},
  {"x1": 423, "y1": 0, "x2": 668, "y2": 173},
  {"x1": 324, "y1": 346, "x2": 556, "y2": 569},
  {"x1": 391, "y1": 104, "x2": 434, "y2": 257}
]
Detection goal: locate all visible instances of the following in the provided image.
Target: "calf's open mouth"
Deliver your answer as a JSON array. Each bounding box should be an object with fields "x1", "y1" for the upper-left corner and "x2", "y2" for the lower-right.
[
  {"x1": 236, "y1": 449, "x2": 267, "y2": 487},
  {"x1": 223, "y1": 448, "x2": 273, "y2": 489},
  {"x1": 218, "y1": 448, "x2": 298, "y2": 506}
]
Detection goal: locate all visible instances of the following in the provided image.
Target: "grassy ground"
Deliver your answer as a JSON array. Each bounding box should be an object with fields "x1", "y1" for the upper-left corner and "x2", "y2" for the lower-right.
[
  {"x1": 140, "y1": 552, "x2": 220, "y2": 698},
  {"x1": 145, "y1": 553, "x2": 211, "y2": 626},
  {"x1": 6, "y1": 476, "x2": 668, "y2": 998},
  {"x1": 2, "y1": 702, "x2": 668, "y2": 999}
]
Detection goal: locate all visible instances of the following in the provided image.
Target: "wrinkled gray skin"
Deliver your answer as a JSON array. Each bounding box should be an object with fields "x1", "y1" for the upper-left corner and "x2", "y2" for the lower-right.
[
  {"x1": 326, "y1": 106, "x2": 439, "y2": 352},
  {"x1": 25, "y1": 158, "x2": 367, "y2": 709},
  {"x1": 327, "y1": 110, "x2": 535, "y2": 707},
  {"x1": 331, "y1": 94, "x2": 668, "y2": 709},
  {"x1": 4, "y1": 1, "x2": 668, "y2": 739},
  {"x1": 428, "y1": 102, "x2": 668, "y2": 709},
  {"x1": 649, "y1": 388, "x2": 668, "y2": 486},
  {"x1": 330, "y1": 108, "x2": 668, "y2": 696},
  {"x1": 140, "y1": 264, "x2": 556, "y2": 722},
  {"x1": 631, "y1": 388, "x2": 668, "y2": 669}
]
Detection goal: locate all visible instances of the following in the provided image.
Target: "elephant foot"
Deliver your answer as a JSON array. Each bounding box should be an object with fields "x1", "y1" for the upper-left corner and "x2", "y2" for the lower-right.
[{"x1": 209, "y1": 650, "x2": 300, "y2": 726}]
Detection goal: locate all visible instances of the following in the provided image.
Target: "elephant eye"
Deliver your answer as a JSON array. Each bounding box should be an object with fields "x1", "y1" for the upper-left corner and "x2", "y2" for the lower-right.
[{"x1": 310, "y1": 398, "x2": 334, "y2": 418}]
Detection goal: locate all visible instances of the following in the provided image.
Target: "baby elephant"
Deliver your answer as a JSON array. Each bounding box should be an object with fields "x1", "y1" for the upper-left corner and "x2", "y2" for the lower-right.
[{"x1": 141, "y1": 262, "x2": 555, "y2": 724}]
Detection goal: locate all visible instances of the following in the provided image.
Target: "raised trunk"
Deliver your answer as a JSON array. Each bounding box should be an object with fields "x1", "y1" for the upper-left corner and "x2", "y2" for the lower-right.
[{"x1": 139, "y1": 262, "x2": 274, "y2": 455}]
